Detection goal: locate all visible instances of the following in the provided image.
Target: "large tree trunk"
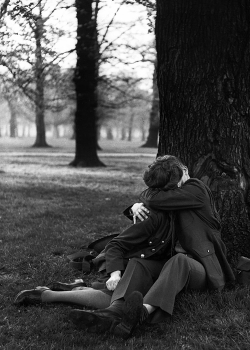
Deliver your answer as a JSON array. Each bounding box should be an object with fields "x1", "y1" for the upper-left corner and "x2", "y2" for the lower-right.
[
  {"x1": 70, "y1": 0, "x2": 104, "y2": 167},
  {"x1": 33, "y1": 15, "x2": 49, "y2": 148},
  {"x1": 141, "y1": 62, "x2": 159, "y2": 148},
  {"x1": 156, "y1": 0, "x2": 250, "y2": 266}
]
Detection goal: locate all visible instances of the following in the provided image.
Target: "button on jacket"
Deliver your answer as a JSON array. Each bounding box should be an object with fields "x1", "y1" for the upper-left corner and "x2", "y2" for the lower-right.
[{"x1": 140, "y1": 178, "x2": 235, "y2": 290}]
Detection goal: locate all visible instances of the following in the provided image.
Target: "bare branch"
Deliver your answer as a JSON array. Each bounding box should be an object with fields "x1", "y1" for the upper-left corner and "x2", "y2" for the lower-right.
[
  {"x1": 42, "y1": 48, "x2": 76, "y2": 71},
  {"x1": 99, "y1": 22, "x2": 137, "y2": 58},
  {"x1": 42, "y1": 0, "x2": 67, "y2": 23},
  {"x1": 99, "y1": 0, "x2": 127, "y2": 48}
]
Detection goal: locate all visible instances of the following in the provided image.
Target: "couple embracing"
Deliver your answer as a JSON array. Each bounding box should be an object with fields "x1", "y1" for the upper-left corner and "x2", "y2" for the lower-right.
[{"x1": 14, "y1": 155, "x2": 235, "y2": 340}]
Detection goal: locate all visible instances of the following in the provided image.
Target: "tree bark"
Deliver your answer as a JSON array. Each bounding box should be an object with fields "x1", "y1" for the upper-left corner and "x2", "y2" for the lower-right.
[
  {"x1": 156, "y1": 0, "x2": 250, "y2": 266},
  {"x1": 70, "y1": 0, "x2": 104, "y2": 167},
  {"x1": 141, "y1": 62, "x2": 159, "y2": 148},
  {"x1": 32, "y1": 15, "x2": 49, "y2": 148}
]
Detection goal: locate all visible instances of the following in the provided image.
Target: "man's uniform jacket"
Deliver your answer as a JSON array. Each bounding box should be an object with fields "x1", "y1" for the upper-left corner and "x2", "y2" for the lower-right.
[{"x1": 139, "y1": 178, "x2": 235, "y2": 289}]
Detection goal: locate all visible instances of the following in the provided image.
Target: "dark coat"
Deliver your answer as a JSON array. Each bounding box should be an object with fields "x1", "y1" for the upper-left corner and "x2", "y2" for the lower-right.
[
  {"x1": 104, "y1": 209, "x2": 174, "y2": 274},
  {"x1": 140, "y1": 178, "x2": 235, "y2": 290}
]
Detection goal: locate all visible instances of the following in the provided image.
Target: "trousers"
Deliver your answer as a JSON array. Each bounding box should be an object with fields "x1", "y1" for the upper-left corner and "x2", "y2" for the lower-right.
[{"x1": 111, "y1": 253, "x2": 207, "y2": 323}]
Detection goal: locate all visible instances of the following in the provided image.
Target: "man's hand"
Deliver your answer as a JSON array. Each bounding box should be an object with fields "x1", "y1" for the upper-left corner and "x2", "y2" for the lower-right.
[
  {"x1": 131, "y1": 203, "x2": 150, "y2": 222},
  {"x1": 106, "y1": 270, "x2": 121, "y2": 291}
]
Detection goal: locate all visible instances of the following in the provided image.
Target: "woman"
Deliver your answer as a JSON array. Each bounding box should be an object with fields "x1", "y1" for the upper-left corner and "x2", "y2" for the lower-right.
[{"x1": 68, "y1": 155, "x2": 235, "y2": 339}]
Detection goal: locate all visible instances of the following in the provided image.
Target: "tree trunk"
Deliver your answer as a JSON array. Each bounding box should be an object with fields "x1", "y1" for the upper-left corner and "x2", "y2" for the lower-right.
[
  {"x1": 70, "y1": 0, "x2": 104, "y2": 167},
  {"x1": 32, "y1": 15, "x2": 49, "y2": 148},
  {"x1": 141, "y1": 125, "x2": 146, "y2": 142},
  {"x1": 128, "y1": 110, "x2": 134, "y2": 142},
  {"x1": 156, "y1": 0, "x2": 250, "y2": 266},
  {"x1": 121, "y1": 127, "x2": 127, "y2": 140},
  {"x1": 6, "y1": 98, "x2": 17, "y2": 138},
  {"x1": 53, "y1": 125, "x2": 60, "y2": 138},
  {"x1": 141, "y1": 62, "x2": 159, "y2": 148},
  {"x1": 106, "y1": 127, "x2": 114, "y2": 140}
]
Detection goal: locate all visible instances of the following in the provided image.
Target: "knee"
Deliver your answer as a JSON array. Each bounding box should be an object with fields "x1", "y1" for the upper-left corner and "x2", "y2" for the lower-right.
[
  {"x1": 173, "y1": 253, "x2": 190, "y2": 267},
  {"x1": 127, "y1": 257, "x2": 142, "y2": 266}
]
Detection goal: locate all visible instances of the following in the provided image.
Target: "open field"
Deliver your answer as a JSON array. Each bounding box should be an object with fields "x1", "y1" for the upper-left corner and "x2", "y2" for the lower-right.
[{"x1": 0, "y1": 138, "x2": 250, "y2": 350}]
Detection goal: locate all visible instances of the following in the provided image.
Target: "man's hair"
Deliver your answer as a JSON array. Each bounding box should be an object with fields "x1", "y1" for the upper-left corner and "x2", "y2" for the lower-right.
[{"x1": 143, "y1": 155, "x2": 186, "y2": 190}]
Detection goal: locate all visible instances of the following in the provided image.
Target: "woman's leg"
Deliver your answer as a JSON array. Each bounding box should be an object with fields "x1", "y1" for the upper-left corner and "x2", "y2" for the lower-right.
[
  {"x1": 42, "y1": 287, "x2": 111, "y2": 309},
  {"x1": 67, "y1": 258, "x2": 165, "y2": 333}
]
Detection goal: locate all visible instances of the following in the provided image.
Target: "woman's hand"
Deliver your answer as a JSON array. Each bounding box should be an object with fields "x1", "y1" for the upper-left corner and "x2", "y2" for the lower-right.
[
  {"x1": 106, "y1": 270, "x2": 121, "y2": 291},
  {"x1": 131, "y1": 203, "x2": 150, "y2": 222}
]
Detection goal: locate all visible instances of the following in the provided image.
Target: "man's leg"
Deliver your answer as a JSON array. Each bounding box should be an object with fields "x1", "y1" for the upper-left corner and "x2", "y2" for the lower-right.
[
  {"x1": 144, "y1": 253, "x2": 207, "y2": 317},
  {"x1": 114, "y1": 254, "x2": 207, "y2": 338}
]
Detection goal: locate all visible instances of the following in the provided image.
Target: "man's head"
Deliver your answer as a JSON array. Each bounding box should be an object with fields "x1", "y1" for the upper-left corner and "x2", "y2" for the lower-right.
[{"x1": 143, "y1": 155, "x2": 189, "y2": 190}]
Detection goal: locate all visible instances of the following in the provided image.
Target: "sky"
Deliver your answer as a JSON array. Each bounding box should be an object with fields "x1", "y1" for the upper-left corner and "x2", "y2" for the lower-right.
[{"x1": 0, "y1": 0, "x2": 155, "y2": 89}]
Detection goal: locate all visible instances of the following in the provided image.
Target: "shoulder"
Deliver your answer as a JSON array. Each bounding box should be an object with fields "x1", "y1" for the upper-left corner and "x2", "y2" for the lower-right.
[
  {"x1": 147, "y1": 208, "x2": 170, "y2": 225},
  {"x1": 183, "y1": 178, "x2": 207, "y2": 191},
  {"x1": 182, "y1": 178, "x2": 209, "y2": 198},
  {"x1": 185, "y1": 178, "x2": 204, "y2": 186}
]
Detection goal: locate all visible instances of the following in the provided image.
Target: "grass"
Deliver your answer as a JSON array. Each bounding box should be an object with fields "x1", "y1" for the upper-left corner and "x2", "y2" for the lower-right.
[{"x1": 0, "y1": 138, "x2": 250, "y2": 350}]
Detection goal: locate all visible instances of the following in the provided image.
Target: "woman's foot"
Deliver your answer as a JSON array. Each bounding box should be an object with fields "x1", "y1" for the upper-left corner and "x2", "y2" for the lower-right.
[
  {"x1": 113, "y1": 291, "x2": 148, "y2": 339},
  {"x1": 14, "y1": 286, "x2": 50, "y2": 306},
  {"x1": 49, "y1": 280, "x2": 87, "y2": 291}
]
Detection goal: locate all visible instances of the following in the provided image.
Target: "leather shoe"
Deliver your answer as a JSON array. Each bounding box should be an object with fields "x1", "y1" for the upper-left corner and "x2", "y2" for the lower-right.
[
  {"x1": 69, "y1": 308, "x2": 122, "y2": 333},
  {"x1": 113, "y1": 291, "x2": 144, "y2": 339},
  {"x1": 14, "y1": 286, "x2": 50, "y2": 306},
  {"x1": 49, "y1": 280, "x2": 87, "y2": 291}
]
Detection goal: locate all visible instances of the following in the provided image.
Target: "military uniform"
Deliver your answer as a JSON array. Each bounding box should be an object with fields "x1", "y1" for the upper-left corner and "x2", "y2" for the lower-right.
[{"x1": 105, "y1": 178, "x2": 235, "y2": 323}]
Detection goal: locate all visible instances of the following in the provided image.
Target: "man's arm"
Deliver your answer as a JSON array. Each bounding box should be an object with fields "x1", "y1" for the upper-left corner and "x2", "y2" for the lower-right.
[
  {"x1": 105, "y1": 212, "x2": 158, "y2": 274},
  {"x1": 139, "y1": 180, "x2": 205, "y2": 211}
]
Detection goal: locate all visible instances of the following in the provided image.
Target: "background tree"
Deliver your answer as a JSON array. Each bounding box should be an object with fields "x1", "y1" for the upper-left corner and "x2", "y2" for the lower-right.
[
  {"x1": 0, "y1": 0, "x2": 75, "y2": 147},
  {"x1": 97, "y1": 72, "x2": 151, "y2": 141},
  {"x1": 70, "y1": 0, "x2": 104, "y2": 166},
  {"x1": 156, "y1": 0, "x2": 250, "y2": 265},
  {"x1": 71, "y1": 0, "x2": 153, "y2": 166},
  {"x1": 45, "y1": 66, "x2": 75, "y2": 138}
]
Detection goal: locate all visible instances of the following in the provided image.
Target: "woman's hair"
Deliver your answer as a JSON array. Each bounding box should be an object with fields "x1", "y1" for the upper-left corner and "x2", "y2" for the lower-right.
[{"x1": 143, "y1": 155, "x2": 187, "y2": 190}]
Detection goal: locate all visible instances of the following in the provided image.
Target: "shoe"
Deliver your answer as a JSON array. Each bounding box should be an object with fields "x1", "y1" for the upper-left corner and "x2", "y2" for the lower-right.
[
  {"x1": 113, "y1": 291, "x2": 144, "y2": 340},
  {"x1": 49, "y1": 280, "x2": 87, "y2": 291},
  {"x1": 69, "y1": 308, "x2": 122, "y2": 333},
  {"x1": 14, "y1": 286, "x2": 50, "y2": 306}
]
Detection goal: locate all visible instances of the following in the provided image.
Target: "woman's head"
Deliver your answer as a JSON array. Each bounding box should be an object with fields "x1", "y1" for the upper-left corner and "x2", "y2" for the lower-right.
[{"x1": 143, "y1": 155, "x2": 189, "y2": 190}]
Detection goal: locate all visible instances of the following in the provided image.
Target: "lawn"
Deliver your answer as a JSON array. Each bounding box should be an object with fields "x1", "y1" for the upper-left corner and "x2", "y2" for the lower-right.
[{"x1": 0, "y1": 138, "x2": 250, "y2": 350}]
